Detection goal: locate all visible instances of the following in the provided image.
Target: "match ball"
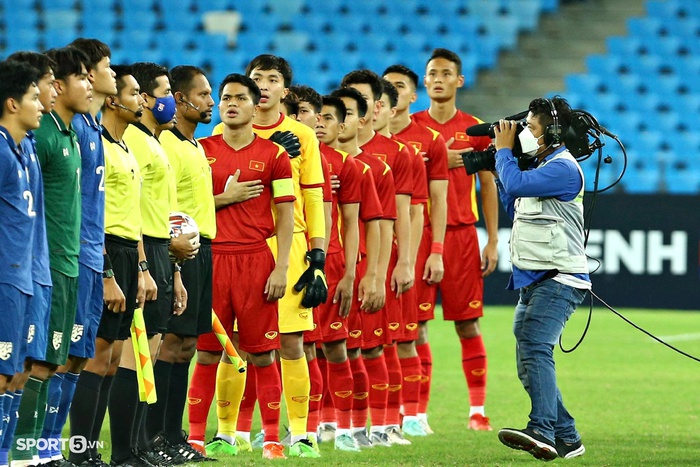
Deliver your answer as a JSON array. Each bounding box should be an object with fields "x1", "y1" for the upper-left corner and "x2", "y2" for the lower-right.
[{"x1": 169, "y1": 211, "x2": 200, "y2": 262}]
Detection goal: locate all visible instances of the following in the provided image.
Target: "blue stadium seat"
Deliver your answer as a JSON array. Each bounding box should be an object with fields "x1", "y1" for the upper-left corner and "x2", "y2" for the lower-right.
[
  {"x1": 307, "y1": 0, "x2": 343, "y2": 16},
  {"x1": 627, "y1": 17, "x2": 663, "y2": 38},
  {"x1": 507, "y1": 0, "x2": 541, "y2": 31},
  {"x1": 161, "y1": 7, "x2": 201, "y2": 31},
  {"x1": 620, "y1": 164, "x2": 662, "y2": 194},
  {"x1": 193, "y1": 33, "x2": 229, "y2": 53},
  {"x1": 3, "y1": 9, "x2": 39, "y2": 32},
  {"x1": 267, "y1": 0, "x2": 305, "y2": 17},
  {"x1": 481, "y1": 14, "x2": 520, "y2": 50},
  {"x1": 81, "y1": 0, "x2": 114, "y2": 16},
  {"x1": 43, "y1": 9, "x2": 80, "y2": 31},
  {"x1": 3, "y1": 29, "x2": 42, "y2": 53},
  {"x1": 606, "y1": 36, "x2": 642, "y2": 57},
  {"x1": 646, "y1": 0, "x2": 684, "y2": 19},
  {"x1": 665, "y1": 168, "x2": 700, "y2": 194},
  {"x1": 234, "y1": 31, "x2": 272, "y2": 56},
  {"x1": 81, "y1": 15, "x2": 118, "y2": 37},
  {"x1": 565, "y1": 73, "x2": 602, "y2": 96},
  {"x1": 39, "y1": 0, "x2": 76, "y2": 10},
  {"x1": 271, "y1": 31, "x2": 311, "y2": 55},
  {"x1": 313, "y1": 32, "x2": 353, "y2": 54},
  {"x1": 116, "y1": 30, "x2": 155, "y2": 51},
  {"x1": 294, "y1": 14, "x2": 331, "y2": 35},
  {"x1": 43, "y1": 28, "x2": 79, "y2": 50}
]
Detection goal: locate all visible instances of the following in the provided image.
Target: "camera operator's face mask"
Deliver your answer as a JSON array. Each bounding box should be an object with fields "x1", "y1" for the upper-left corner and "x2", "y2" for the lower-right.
[{"x1": 518, "y1": 127, "x2": 543, "y2": 156}]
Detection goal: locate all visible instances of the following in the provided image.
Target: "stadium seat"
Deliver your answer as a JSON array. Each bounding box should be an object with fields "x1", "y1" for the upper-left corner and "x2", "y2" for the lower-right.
[
  {"x1": 43, "y1": 9, "x2": 80, "y2": 31},
  {"x1": 43, "y1": 28, "x2": 79, "y2": 50},
  {"x1": 271, "y1": 31, "x2": 311, "y2": 55},
  {"x1": 81, "y1": 15, "x2": 118, "y2": 38},
  {"x1": 627, "y1": 17, "x2": 663, "y2": 38},
  {"x1": 665, "y1": 168, "x2": 700, "y2": 194},
  {"x1": 2, "y1": 29, "x2": 42, "y2": 53},
  {"x1": 116, "y1": 30, "x2": 155, "y2": 51},
  {"x1": 267, "y1": 0, "x2": 305, "y2": 17},
  {"x1": 161, "y1": 8, "x2": 201, "y2": 32},
  {"x1": 39, "y1": 0, "x2": 76, "y2": 10},
  {"x1": 620, "y1": 164, "x2": 662, "y2": 194},
  {"x1": 646, "y1": 0, "x2": 684, "y2": 19}
]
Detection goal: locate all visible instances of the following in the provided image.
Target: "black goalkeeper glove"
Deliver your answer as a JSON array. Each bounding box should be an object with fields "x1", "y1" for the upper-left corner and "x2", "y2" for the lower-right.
[
  {"x1": 269, "y1": 130, "x2": 301, "y2": 158},
  {"x1": 293, "y1": 248, "x2": 328, "y2": 308}
]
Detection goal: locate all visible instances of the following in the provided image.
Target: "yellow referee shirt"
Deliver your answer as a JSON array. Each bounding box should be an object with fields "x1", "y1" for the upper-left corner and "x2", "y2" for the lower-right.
[
  {"x1": 124, "y1": 123, "x2": 177, "y2": 239},
  {"x1": 213, "y1": 113, "x2": 325, "y2": 238},
  {"x1": 102, "y1": 130, "x2": 141, "y2": 241},
  {"x1": 160, "y1": 127, "x2": 216, "y2": 240}
]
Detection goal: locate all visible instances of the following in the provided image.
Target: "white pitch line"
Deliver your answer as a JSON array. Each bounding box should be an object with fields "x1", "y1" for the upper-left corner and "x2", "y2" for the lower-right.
[{"x1": 654, "y1": 333, "x2": 700, "y2": 343}]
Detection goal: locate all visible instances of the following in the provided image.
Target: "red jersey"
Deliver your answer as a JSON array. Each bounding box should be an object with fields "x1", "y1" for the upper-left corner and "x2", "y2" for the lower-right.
[
  {"x1": 320, "y1": 143, "x2": 362, "y2": 255},
  {"x1": 360, "y1": 132, "x2": 413, "y2": 197},
  {"x1": 392, "y1": 134, "x2": 429, "y2": 205},
  {"x1": 202, "y1": 135, "x2": 295, "y2": 246},
  {"x1": 412, "y1": 109, "x2": 490, "y2": 227},
  {"x1": 355, "y1": 150, "x2": 395, "y2": 257},
  {"x1": 319, "y1": 149, "x2": 333, "y2": 203}
]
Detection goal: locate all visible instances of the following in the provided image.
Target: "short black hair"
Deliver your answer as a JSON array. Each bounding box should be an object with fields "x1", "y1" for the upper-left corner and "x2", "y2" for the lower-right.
[
  {"x1": 321, "y1": 95, "x2": 346, "y2": 123},
  {"x1": 330, "y1": 87, "x2": 368, "y2": 119},
  {"x1": 529, "y1": 96, "x2": 572, "y2": 130},
  {"x1": 380, "y1": 79, "x2": 398, "y2": 108},
  {"x1": 427, "y1": 48, "x2": 462, "y2": 75},
  {"x1": 245, "y1": 54, "x2": 293, "y2": 87},
  {"x1": 6, "y1": 51, "x2": 56, "y2": 77},
  {"x1": 281, "y1": 88, "x2": 299, "y2": 116},
  {"x1": 111, "y1": 64, "x2": 134, "y2": 95},
  {"x1": 68, "y1": 38, "x2": 111, "y2": 71},
  {"x1": 0, "y1": 61, "x2": 41, "y2": 118},
  {"x1": 382, "y1": 64, "x2": 419, "y2": 90},
  {"x1": 290, "y1": 85, "x2": 322, "y2": 113},
  {"x1": 218, "y1": 73, "x2": 261, "y2": 105},
  {"x1": 170, "y1": 65, "x2": 207, "y2": 96},
  {"x1": 130, "y1": 62, "x2": 170, "y2": 96},
  {"x1": 44, "y1": 47, "x2": 89, "y2": 81},
  {"x1": 341, "y1": 69, "x2": 383, "y2": 102}
]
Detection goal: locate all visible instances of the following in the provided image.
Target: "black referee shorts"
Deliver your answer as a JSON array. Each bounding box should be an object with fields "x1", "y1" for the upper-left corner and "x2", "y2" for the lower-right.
[
  {"x1": 97, "y1": 235, "x2": 139, "y2": 341},
  {"x1": 167, "y1": 238, "x2": 213, "y2": 337},
  {"x1": 143, "y1": 235, "x2": 173, "y2": 336}
]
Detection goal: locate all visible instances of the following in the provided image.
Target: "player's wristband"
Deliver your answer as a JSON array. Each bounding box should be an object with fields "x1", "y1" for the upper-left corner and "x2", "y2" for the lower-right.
[
  {"x1": 173, "y1": 262, "x2": 182, "y2": 273},
  {"x1": 430, "y1": 242, "x2": 444, "y2": 255},
  {"x1": 103, "y1": 254, "x2": 113, "y2": 272}
]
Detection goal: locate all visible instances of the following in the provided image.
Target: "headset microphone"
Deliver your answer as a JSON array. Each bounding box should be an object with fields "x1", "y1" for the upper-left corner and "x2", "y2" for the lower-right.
[
  {"x1": 114, "y1": 102, "x2": 143, "y2": 118},
  {"x1": 180, "y1": 98, "x2": 209, "y2": 120}
]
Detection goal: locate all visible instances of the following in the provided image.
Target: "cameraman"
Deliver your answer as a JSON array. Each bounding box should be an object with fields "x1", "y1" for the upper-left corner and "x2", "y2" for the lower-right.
[{"x1": 491, "y1": 97, "x2": 589, "y2": 461}]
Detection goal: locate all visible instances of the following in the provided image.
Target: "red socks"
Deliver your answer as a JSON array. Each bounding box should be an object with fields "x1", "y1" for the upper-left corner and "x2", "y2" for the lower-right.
[
  {"x1": 255, "y1": 363, "x2": 282, "y2": 443},
  {"x1": 364, "y1": 354, "x2": 389, "y2": 428},
  {"x1": 383, "y1": 345, "x2": 402, "y2": 426},
  {"x1": 349, "y1": 356, "x2": 369, "y2": 429},
  {"x1": 306, "y1": 358, "x2": 323, "y2": 434},
  {"x1": 326, "y1": 360, "x2": 353, "y2": 430},
  {"x1": 399, "y1": 356, "x2": 421, "y2": 417},
  {"x1": 236, "y1": 364, "x2": 257, "y2": 433},
  {"x1": 187, "y1": 361, "x2": 219, "y2": 442},
  {"x1": 416, "y1": 342, "x2": 432, "y2": 413},
  {"x1": 461, "y1": 336, "x2": 487, "y2": 407}
]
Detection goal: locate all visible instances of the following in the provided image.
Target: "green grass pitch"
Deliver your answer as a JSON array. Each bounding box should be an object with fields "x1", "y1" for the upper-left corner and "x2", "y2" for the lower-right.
[{"x1": 90, "y1": 305, "x2": 700, "y2": 465}]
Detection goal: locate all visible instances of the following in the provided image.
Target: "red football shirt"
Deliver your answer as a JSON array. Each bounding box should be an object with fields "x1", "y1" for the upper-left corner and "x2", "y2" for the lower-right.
[
  {"x1": 201, "y1": 135, "x2": 295, "y2": 246},
  {"x1": 411, "y1": 110, "x2": 490, "y2": 227},
  {"x1": 360, "y1": 132, "x2": 413, "y2": 197},
  {"x1": 319, "y1": 149, "x2": 333, "y2": 203},
  {"x1": 355, "y1": 150, "x2": 395, "y2": 257},
  {"x1": 320, "y1": 143, "x2": 362, "y2": 255},
  {"x1": 392, "y1": 134, "x2": 428, "y2": 205}
]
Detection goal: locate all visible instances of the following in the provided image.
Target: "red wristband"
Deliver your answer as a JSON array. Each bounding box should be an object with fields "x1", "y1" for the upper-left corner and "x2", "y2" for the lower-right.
[{"x1": 430, "y1": 242, "x2": 444, "y2": 255}]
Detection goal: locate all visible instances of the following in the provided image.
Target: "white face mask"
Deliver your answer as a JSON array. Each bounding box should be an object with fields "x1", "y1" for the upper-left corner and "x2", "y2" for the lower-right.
[{"x1": 518, "y1": 127, "x2": 543, "y2": 156}]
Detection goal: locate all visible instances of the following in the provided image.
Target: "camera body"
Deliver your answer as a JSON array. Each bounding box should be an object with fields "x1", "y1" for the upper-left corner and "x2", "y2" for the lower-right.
[{"x1": 463, "y1": 120, "x2": 530, "y2": 175}]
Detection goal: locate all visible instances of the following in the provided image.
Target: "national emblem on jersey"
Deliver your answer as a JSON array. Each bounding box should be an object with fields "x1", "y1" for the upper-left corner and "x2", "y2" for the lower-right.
[
  {"x1": 249, "y1": 160, "x2": 265, "y2": 172},
  {"x1": 373, "y1": 153, "x2": 387, "y2": 163},
  {"x1": 52, "y1": 331, "x2": 63, "y2": 350},
  {"x1": 27, "y1": 324, "x2": 35, "y2": 343},
  {"x1": 455, "y1": 132, "x2": 469, "y2": 141},
  {"x1": 0, "y1": 342, "x2": 12, "y2": 361},
  {"x1": 71, "y1": 324, "x2": 84, "y2": 343}
]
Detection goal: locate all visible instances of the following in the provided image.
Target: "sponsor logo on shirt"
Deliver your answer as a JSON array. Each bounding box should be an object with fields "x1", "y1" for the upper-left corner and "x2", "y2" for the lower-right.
[{"x1": 265, "y1": 331, "x2": 278, "y2": 340}]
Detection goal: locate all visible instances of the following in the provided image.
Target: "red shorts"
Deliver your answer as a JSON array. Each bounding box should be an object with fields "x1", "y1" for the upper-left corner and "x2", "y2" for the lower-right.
[
  {"x1": 439, "y1": 226, "x2": 484, "y2": 321},
  {"x1": 346, "y1": 260, "x2": 365, "y2": 350},
  {"x1": 415, "y1": 226, "x2": 438, "y2": 321},
  {"x1": 384, "y1": 245, "x2": 403, "y2": 342},
  {"x1": 316, "y1": 252, "x2": 349, "y2": 343},
  {"x1": 303, "y1": 309, "x2": 323, "y2": 344},
  {"x1": 197, "y1": 243, "x2": 280, "y2": 354},
  {"x1": 361, "y1": 265, "x2": 389, "y2": 350}
]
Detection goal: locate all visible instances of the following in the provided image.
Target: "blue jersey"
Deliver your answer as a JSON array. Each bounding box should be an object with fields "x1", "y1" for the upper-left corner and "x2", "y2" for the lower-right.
[
  {"x1": 0, "y1": 126, "x2": 36, "y2": 295},
  {"x1": 73, "y1": 113, "x2": 105, "y2": 273},
  {"x1": 20, "y1": 133, "x2": 52, "y2": 287}
]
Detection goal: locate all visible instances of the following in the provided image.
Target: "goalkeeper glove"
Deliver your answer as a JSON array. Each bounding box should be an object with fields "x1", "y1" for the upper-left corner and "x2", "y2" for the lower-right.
[
  {"x1": 269, "y1": 130, "x2": 301, "y2": 158},
  {"x1": 293, "y1": 248, "x2": 328, "y2": 308}
]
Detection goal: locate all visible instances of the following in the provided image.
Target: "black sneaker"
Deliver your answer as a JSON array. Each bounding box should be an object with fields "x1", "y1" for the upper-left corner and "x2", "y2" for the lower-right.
[
  {"x1": 555, "y1": 437, "x2": 586, "y2": 459},
  {"x1": 109, "y1": 452, "x2": 155, "y2": 467},
  {"x1": 46, "y1": 458, "x2": 76, "y2": 467},
  {"x1": 498, "y1": 427, "x2": 558, "y2": 461},
  {"x1": 134, "y1": 448, "x2": 168, "y2": 467},
  {"x1": 145, "y1": 433, "x2": 178, "y2": 465},
  {"x1": 168, "y1": 441, "x2": 216, "y2": 463}
]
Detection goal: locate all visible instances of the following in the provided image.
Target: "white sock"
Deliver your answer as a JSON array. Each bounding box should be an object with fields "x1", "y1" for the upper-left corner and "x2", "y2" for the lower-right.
[
  {"x1": 418, "y1": 412, "x2": 428, "y2": 423},
  {"x1": 403, "y1": 415, "x2": 419, "y2": 424},
  {"x1": 336, "y1": 428, "x2": 351, "y2": 437},
  {"x1": 215, "y1": 433, "x2": 235, "y2": 445},
  {"x1": 370, "y1": 425, "x2": 386, "y2": 434},
  {"x1": 235, "y1": 431, "x2": 251, "y2": 443},
  {"x1": 351, "y1": 426, "x2": 365, "y2": 435},
  {"x1": 469, "y1": 406, "x2": 485, "y2": 417}
]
